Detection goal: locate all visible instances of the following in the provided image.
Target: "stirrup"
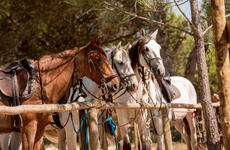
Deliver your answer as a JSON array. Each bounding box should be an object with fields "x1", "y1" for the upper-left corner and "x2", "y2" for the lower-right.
[
  {"x1": 13, "y1": 114, "x2": 23, "y2": 128},
  {"x1": 172, "y1": 111, "x2": 176, "y2": 121}
]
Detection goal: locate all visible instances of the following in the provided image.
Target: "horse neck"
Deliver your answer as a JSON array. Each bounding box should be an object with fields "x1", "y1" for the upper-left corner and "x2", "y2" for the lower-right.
[
  {"x1": 32, "y1": 51, "x2": 76, "y2": 104},
  {"x1": 127, "y1": 65, "x2": 144, "y2": 102}
]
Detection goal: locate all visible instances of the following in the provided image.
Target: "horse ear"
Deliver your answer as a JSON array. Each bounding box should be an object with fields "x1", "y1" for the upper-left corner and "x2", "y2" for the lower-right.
[
  {"x1": 88, "y1": 35, "x2": 98, "y2": 48},
  {"x1": 124, "y1": 42, "x2": 131, "y2": 51},
  {"x1": 96, "y1": 36, "x2": 101, "y2": 46},
  {"x1": 116, "y1": 41, "x2": 122, "y2": 53},
  {"x1": 140, "y1": 28, "x2": 145, "y2": 38},
  {"x1": 150, "y1": 29, "x2": 159, "y2": 39}
]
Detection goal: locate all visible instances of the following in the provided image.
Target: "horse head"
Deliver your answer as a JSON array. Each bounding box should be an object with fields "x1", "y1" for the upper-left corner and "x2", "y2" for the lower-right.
[
  {"x1": 79, "y1": 35, "x2": 119, "y2": 93},
  {"x1": 110, "y1": 42, "x2": 138, "y2": 93},
  {"x1": 129, "y1": 29, "x2": 165, "y2": 79}
]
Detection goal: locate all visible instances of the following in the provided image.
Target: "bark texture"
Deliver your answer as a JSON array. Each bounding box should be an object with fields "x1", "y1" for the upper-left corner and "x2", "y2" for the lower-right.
[
  {"x1": 211, "y1": 0, "x2": 230, "y2": 149},
  {"x1": 190, "y1": 0, "x2": 221, "y2": 149}
]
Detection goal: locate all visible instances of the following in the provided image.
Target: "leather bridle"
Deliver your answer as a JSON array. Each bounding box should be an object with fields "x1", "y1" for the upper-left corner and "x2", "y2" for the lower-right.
[
  {"x1": 142, "y1": 50, "x2": 163, "y2": 68},
  {"x1": 111, "y1": 50, "x2": 135, "y2": 88},
  {"x1": 73, "y1": 47, "x2": 117, "y2": 99}
]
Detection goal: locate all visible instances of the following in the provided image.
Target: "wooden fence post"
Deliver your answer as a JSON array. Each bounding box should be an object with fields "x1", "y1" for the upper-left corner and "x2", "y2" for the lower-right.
[
  {"x1": 162, "y1": 108, "x2": 172, "y2": 150},
  {"x1": 133, "y1": 121, "x2": 139, "y2": 150}
]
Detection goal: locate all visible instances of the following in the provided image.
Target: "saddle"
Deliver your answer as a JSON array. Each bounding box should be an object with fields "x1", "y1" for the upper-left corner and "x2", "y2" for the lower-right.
[
  {"x1": 0, "y1": 61, "x2": 28, "y2": 97},
  {"x1": 157, "y1": 72, "x2": 181, "y2": 103},
  {"x1": 0, "y1": 58, "x2": 37, "y2": 128}
]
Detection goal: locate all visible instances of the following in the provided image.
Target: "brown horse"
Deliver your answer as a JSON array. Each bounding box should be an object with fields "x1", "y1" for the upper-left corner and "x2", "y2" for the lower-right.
[{"x1": 0, "y1": 36, "x2": 119, "y2": 150}]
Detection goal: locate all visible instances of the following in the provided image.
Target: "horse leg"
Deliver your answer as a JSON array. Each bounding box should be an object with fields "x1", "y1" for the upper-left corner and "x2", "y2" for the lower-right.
[
  {"x1": 0, "y1": 133, "x2": 10, "y2": 150},
  {"x1": 9, "y1": 132, "x2": 22, "y2": 150},
  {"x1": 174, "y1": 122, "x2": 192, "y2": 150},
  {"x1": 66, "y1": 111, "x2": 79, "y2": 150},
  {"x1": 57, "y1": 128, "x2": 66, "y2": 150},
  {"x1": 21, "y1": 119, "x2": 38, "y2": 150},
  {"x1": 79, "y1": 110, "x2": 88, "y2": 150},
  {"x1": 88, "y1": 108, "x2": 100, "y2": 150},
  {"x1": 33, "y1": 128, "x2": 46, "y2": 150},
  {"x1": 150, "y1": 110, "x2": 164, "y2": 150},
  {"x1": 186, "y1": 113, "x2": 198, "y2": 150},
  {"x1": 136, "y1": 113, "x2": 151, "y2": 150},
  {"x1": 116, "y1": 109, "x2": 131, "y2": 150}
]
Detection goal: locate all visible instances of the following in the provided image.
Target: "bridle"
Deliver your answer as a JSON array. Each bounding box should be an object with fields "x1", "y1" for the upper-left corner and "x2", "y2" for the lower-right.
[
  {"x1": 72, "y1": 46, "x2": 117, "y2": 100},
  {"x1": 142, "y1": 50, "x2": 163, "y2": 69},
  {"x1": 111, "y1": 50, "x2": 136, "y2": 88}
]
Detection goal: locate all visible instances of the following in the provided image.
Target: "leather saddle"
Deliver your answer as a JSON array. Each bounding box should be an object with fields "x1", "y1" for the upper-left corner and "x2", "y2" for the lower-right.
[
  {"x1": 0, "y1": 59, "x2": 36, "y2": 128},
  {"x1": 0, "y1": 61, "x2": 28, "y2": 97},
  {"x1": 157, "y1": 72, "x2": 181, "y2": 103}
]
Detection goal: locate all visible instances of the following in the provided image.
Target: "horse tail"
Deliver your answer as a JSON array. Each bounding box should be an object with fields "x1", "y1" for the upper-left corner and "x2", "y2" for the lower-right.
[
  {"x1": 183, "y1": 117, "x2": 191, "y2": 141},
  {"x1": 43, "y1": 129, "x2": 59, "y2": 143}
]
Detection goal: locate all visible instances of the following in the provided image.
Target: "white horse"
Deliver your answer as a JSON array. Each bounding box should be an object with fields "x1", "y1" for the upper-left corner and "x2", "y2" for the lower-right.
[
  {"x1": 111, "y1": 29, "x2": 166, "y2": 150},
  {"x1": 148, "y1": 76, "x2": 198, "y2": 150},
  {"x1": 97, "y1": 28, "x2": 166, "y2": 150}
]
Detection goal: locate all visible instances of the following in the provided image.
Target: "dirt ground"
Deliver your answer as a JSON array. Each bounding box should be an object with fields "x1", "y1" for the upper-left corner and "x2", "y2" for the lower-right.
[{"x1": 44, "y1": 142, "x2": 188, "y2": 150}]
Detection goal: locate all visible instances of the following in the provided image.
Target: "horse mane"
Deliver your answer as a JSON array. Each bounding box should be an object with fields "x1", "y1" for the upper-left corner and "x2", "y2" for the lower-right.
[{"x1": 129, "y1": 35, "x2": 152, "y2": 70}]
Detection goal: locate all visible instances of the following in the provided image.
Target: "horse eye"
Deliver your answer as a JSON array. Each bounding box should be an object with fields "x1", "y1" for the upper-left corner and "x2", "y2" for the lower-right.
[
  {"x1": 118, "y1": 61, "x2": 123, "y2": 65},
  {"x1": 145, "y1": 47, "x2": 149, "y2": 51},
  {"x1": 96, "y1": 57, "x2": 101, "y2": 62}
]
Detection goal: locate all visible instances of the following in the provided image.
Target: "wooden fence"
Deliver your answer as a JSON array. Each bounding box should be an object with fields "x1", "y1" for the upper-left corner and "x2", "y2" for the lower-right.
[{"x1": 0, "y1": 100, "x2": 220, "y2": 115}]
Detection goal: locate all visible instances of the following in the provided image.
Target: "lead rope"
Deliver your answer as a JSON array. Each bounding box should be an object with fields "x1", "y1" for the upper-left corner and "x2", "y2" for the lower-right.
[
  {"x1": 38, "y1": 61, "x2": 44, "y2": 104},
  {"x1": 71, "y1": 101, "x2": 93, "y2": 150},
  {"x1": 98, "y1": 116, "x2": 118, "y2": 150}
]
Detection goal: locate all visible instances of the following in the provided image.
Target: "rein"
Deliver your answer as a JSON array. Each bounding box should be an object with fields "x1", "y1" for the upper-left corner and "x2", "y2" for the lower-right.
[{"x1": 38, "y1": 61, "x2": 44, "y2": 104}]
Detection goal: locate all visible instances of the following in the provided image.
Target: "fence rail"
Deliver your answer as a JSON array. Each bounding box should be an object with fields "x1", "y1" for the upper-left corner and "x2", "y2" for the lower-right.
[{"x1": 0, "y1": 101, "x2": 220, "y2": 115}]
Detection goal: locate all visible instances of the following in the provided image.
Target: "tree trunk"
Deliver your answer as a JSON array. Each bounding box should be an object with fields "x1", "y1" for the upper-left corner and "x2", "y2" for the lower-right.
[
  {"x1": 211, "y1": 0, "x2": 230, "y2": 149},
  {"x1": 190, "y1": 0, "x2": 221, "y2": 149}
]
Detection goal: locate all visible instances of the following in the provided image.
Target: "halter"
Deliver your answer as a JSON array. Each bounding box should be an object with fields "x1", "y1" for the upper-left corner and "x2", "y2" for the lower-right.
[
  {"x1": 111, "y1": 50, "x2": 136, "y2": 88},
  {"x1": 72, "y1": 47, "x2": 117, "y2": 101},
  {"x1": 142, "y1": 50, "x2": 163, "y2": 68}
]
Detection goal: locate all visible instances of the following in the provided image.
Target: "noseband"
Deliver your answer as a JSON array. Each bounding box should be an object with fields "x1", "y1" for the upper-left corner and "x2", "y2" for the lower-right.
[
  {"x1": 73, "y1": 47, "x2": 117, "y2": 98},
  {"x1": 142, "y1": 51, "x2": 163, "y2": 68},
  {"x1": 111, "y1": 50, "x2": 135, "y2": 88}
]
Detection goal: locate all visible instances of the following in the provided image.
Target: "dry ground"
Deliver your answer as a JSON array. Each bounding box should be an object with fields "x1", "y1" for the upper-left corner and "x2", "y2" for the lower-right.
[{"x1": 44, "y1": 142, "x2": 187, "y2": 150}]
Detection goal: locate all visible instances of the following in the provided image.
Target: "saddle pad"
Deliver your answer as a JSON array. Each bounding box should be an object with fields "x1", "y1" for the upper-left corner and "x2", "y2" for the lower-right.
[
  {"x1": 170, "y1": 84, "x2": 181, "y2": 101},
  {"x1": 0, "y1": 68, "x2": 28, "y2": 97}
]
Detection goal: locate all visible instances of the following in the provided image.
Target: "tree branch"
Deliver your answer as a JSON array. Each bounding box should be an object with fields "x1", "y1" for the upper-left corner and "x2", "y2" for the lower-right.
[
  {"x1": 174, "y1": 0, "x2": 201, "y2": 38},
  {"x1": 203, "y1": 13, "x2": 230, "y2": 35},
  {"x1": 103, "y1": 1, "x2": 193, "y2": 36},
  {"x1": 199, "y1": 0, "x2": 207, "y2": 14},
  {"x1": 172, "y1": 26, "x2": 191, "y2": 56}
]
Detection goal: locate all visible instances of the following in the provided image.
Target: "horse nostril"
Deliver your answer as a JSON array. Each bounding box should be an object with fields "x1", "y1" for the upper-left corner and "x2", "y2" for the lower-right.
[
  {"x1": 157, "y1": 69, "x2": 161, "y2": 75},
  {"x1": 132, "y1": 84, "x2": 135, "y2": 89},
  {"x1": 113, "y1": 83, "x2": 118, "y2": 91}
]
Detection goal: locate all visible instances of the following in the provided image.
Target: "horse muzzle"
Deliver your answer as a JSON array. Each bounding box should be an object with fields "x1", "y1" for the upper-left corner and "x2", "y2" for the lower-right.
[
  {"x1": 151, "y1": 65, "x2": 165, "y2": 80},
  {"x1": 103, "y1": 73, "x2": 119, "y2": 94}
]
